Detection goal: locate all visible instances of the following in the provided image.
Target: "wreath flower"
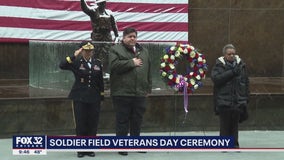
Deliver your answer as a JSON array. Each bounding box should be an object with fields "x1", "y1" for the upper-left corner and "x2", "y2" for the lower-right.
[{"x1": 160, "y1": 43, "x2": 208, "y2": 94}]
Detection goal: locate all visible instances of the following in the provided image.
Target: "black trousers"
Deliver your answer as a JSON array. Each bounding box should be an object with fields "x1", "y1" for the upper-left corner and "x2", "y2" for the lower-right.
[
  {"x1": 112, "y1": 96, "x2": 146, "y2": 136},
  {"x1": 73, "y1": 101, "x2": 101, "y2": 136},
  {"x1": 219, "y1": 108, "x2": 240, "y2": 148}
]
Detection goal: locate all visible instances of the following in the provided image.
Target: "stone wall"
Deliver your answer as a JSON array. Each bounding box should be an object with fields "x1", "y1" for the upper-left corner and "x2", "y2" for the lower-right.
[
  {"x1": 1, "y1": 93, "x2": 284, "y2": 138},
  {"x1": 189, "y1": 0, "x2": 284, "y2": 76}
]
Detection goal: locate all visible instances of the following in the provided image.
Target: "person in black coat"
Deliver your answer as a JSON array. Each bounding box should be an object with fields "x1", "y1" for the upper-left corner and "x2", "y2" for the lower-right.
[
  {"x1": 211, "y1": 44, "x2": 249, "y2": 148},
  {"x1": 59, "y1": 41, "x2": 104, "y2": 158}
]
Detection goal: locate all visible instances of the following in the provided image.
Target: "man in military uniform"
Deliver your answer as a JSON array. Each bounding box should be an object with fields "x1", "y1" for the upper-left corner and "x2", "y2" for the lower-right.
[{"x1": 59, "y1": 41, "x2": 104, "y2": 158}]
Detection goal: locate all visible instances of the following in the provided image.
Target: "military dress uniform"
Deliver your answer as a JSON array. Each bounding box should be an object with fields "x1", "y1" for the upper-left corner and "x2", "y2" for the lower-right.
[{"x1": 59, "y1": 50, "x2": 104, "y2": 137}]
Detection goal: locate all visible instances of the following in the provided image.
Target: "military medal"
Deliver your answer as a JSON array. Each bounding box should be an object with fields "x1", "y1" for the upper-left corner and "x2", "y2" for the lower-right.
[
  {"x1": 79, "y1": 64, "x2": 86, "y2": 70},
  {"x1": 93, "y1": 65, "x2": 100, "y2": 71}
]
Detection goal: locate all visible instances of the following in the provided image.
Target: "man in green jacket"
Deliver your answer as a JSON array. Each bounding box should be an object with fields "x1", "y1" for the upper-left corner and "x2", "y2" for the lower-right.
[{"x1": 109, "y1": 27, "x2": 152, "y2": 156}]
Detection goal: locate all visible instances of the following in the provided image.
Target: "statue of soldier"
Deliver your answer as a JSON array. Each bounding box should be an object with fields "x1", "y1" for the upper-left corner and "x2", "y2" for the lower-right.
[{"x1": 81, "y1": 0, "x2": 119, "y2": 89}]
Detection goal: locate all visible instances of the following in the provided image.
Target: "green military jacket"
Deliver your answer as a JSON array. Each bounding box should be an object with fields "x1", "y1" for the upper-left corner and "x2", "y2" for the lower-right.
[{"x1": 109, "y1": 43, "x2": 152, "y2": 97}]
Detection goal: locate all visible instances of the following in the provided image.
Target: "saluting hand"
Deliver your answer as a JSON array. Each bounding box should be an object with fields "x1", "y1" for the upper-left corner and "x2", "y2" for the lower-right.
[{"x1": 74, "y1": 48, "x2": 83, "y2": 57}]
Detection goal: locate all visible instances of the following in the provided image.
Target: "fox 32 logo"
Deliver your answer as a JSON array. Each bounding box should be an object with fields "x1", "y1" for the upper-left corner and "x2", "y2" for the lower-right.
[{"x1": 13, "y1": 136, "x2": 46, "y2": 149}]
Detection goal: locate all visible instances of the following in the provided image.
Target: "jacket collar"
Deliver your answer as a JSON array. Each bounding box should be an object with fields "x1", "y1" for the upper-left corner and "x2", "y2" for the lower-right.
[
  {"x1": 218, "y1": 55, "x2": 241, "y2": 65},
  {"x1": 122, "y1": 42, "x2": 143, "y2": 52}
]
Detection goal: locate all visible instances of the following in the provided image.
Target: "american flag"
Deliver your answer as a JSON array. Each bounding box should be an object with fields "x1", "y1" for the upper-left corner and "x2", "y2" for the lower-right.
[{"x1": 0, "y1": 0, "x2": 188, "y2": 43}]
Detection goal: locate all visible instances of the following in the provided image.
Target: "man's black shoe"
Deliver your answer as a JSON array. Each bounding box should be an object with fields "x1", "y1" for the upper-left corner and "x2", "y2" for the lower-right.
[
  {"x1": 118, "y1": 152, "x2": 128, "y2": 156},
  {"x1": 77, "y1": 152, "x2": 85, "y2": 158},
  {"x1": 86, "y1": 152, "x2": 95, "y2": 157}
]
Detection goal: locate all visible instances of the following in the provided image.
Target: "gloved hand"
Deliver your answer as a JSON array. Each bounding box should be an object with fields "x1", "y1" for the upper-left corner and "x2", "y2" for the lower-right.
[{"x1": 232, "y1": 65, "x2": 241, "y2": 76}]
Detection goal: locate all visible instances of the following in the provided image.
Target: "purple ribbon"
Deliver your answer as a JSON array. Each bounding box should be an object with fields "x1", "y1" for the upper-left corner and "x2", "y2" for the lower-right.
[
  {"x1": 180, "y1": 78, "x2": 188, "y2": 113},
  {"x1": 176, "y1": 77, "x2": 189, "y2": 113},
  {"x1": 178, "y1": 77, "x2": 188, "y2": 113},
  {"x1": 181, "y1": 79, "x2": 189, "y2": 124}
]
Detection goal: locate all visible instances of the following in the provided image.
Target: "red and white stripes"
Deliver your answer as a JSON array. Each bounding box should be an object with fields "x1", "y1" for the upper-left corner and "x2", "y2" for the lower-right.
[{"x1": 0, "y1": 0, "x2": 188, "y2": 43}]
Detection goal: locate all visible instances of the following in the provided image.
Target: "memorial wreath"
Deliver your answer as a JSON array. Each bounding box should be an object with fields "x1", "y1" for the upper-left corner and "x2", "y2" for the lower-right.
[{"x1": 160, "y1": 43, "x2": 208, "y2": 94}]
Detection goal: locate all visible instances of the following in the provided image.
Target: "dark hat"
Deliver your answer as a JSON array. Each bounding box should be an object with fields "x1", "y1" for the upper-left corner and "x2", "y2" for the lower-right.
[{"x1": 79, "y1": 41, "x2": 94, "y2": 50}]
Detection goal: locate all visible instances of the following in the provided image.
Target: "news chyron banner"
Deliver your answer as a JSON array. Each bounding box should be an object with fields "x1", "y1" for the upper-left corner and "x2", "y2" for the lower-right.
[
  {"x1": 13, "y1": 136, "x2": 234, "y2": 155},
  {"x1": 13, "y1": 135, "x2": 47, "y2": 155}
]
